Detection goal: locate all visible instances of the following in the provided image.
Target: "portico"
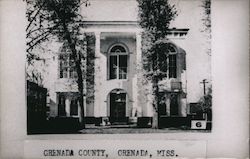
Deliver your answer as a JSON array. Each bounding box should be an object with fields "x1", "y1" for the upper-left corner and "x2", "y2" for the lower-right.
[{"x1": 82, "y1": 22, "x2": 143, "y2": 122}]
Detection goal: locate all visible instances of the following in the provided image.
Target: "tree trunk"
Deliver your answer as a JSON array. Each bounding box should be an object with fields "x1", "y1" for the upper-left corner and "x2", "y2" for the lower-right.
[
  {"x1": 69, "y1": 40, "x2": 86, "y2": 129},
  {"x1": 63, "y1": 24, "x2": 85, "y2": 129},
  {"x1": 151, "y1": 78, "x2": 159, "y2": 129}
]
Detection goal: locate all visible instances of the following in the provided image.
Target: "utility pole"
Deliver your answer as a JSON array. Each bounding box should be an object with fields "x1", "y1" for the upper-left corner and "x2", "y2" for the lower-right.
[{"x1": 200, "y1": 79, "x2": 208, "y2": 95}]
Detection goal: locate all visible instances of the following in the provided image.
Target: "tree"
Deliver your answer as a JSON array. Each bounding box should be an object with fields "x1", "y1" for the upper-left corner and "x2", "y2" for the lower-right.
[
  {"x1": 26, "y1": 0, "x2": 90, "y2": 128},
  {"x1": 198, "y1": 86, "x2": 212, "y2": 113},
  {"x1": 201, "y1": 0, "x2": 211, "y2": 56},
  {"x1": 137, "y1": 0, "x2": 177, "y2": 128}
]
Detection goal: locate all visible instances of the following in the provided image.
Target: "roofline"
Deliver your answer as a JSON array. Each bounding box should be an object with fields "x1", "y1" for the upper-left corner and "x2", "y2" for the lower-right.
[
  {"x1": 79, "y1": 21, "x2": 189, "y2": 36},
  {"x1": 80, "y1": 21, "x2": 138, "y2": 25},
  {"x1": 80, "y1": 21, "x2": 189, "y2": 29}
]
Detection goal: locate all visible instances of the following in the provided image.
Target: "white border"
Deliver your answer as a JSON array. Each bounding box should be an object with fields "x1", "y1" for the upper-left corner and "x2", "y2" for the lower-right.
[{"x1": 0, "y1": 0, "x2": 249, "y2": 158}]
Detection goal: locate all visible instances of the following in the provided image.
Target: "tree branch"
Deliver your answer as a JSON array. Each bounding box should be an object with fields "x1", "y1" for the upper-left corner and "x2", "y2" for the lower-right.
[
  {"x1": 26, "y1": 1, "x2": 45, "y2": 32},
  {"x1": 27, "y1": 33, "x2": 51, "y2": 52}
]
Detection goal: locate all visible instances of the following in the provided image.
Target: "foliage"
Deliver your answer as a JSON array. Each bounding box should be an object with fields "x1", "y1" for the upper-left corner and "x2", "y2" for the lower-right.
[
  {"x1": 26, "y1": 0, "x2": 90, "y2": 127},
  {"x1": 137, "y1": 0, "x2": 177, "y2": 39},
  {"x1": 137, "y1": 0, "x2": 178, "y2": 79},
  {"x1": 137, "y1": 0, "x2": 177, "y2": 128},
  {"x1": 201, "y1": 0, "x2": 211, "y2": 30},
  {"x1": 198, "y1": 86, "x2": 212, "y2": 112},
  {"x1": 200, "y1": 0, "x2": 211, "y2": 56},
  {"x1": 85, "y1": 33, "x2": 96, "y2": 105},
  {"x1": 26, "y1": 0, "x2": 89, "y2": 64},
  {"x1": 142, "y1": 37, "x2": 174, "y2": 80}
]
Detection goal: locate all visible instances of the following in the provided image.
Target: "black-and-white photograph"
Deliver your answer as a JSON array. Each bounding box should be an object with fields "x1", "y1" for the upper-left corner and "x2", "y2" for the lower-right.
[{"x1": 26, "y1": 0, "x2": 212, "y2": 134}]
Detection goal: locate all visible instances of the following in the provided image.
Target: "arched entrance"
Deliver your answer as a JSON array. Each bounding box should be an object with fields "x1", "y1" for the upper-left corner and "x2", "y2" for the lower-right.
[{"x1": 108, "y1": 89, "x2": 127, "y2": 123}]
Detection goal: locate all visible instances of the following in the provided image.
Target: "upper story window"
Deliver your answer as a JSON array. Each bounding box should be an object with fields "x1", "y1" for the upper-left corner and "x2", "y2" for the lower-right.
[
  {"x1": 109, "y1": 45, "x2": 128, "y2": 80},
  {"x1": 59, "y1": 54, "x2": 77, "y2": 79},
  {"x1": 168, "y1": 45, "x2": 177, "y2": 78}
]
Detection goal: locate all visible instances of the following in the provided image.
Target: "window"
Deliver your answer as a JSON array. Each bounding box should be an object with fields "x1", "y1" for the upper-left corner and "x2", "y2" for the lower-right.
[
  {"x1": 169, "y1": 54, "x2": 177, "y2": 78},
  {"x1": 70, "y1": 99, "x2": 78, "y2": 116},
  {"x1": 58, "y1": 94, "x2": 66, "y2": 116},
  {"x1": 109, "y1": 45, "x2": 128, "y2": 80},
  {"x1": 158, "y1": 92, "x2": 167, "y2": 116},
  {"x1": 59, "y1": 54, "x2": 77, "y2": 78},
  {"x1": 118, "y1": 55, "x2": 128, "y2": 79},
  {"x1": 110, "y1": 45, "x2": 126, "y2": 53},
  {"x1": 58, "y1": 93, "x2": 78, "y2": 116},
  {"x1": 168, "y1": 45, "x2": 177, "y2": 78},
  {"x1": 110, "y1": 56, "x2": 118, "y2": 79}
]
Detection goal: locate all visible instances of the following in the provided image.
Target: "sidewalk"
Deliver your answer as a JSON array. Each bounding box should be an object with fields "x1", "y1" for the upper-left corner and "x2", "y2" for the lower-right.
[{"x1": 78, "y1": 124, "x2": 210, "y2": 134}]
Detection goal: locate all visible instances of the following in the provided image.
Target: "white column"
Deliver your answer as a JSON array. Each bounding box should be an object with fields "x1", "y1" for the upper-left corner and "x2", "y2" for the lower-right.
[
  {"x1": 65, "y1": 98, "x2": 71, "y2": 117},
  {"x1": 146, "y1": 92, "x2": 154, "y2": 117},
  {"x1": 78, "y1": 101, "x2": 82, "y2": 121},
  {"x1": 180, "y1": 98, "x2": 187, "y2": 117},
  {"x1": 132, "y1": 32, "x2": 142, "y2": 117},
  {"x1": 136, "y1": 33, "x2": 142, "y2": 64},
  {"x1": 94, "y1": 32, "x2": 101, "y2": 117},
  {"x1": 166, "y1": 97, "x2": 170, "y2": 116}
]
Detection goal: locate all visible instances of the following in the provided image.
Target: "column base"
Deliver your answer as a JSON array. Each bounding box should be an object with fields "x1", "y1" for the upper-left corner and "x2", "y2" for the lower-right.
[
  {"x1": 128, "y1": 117, "x2": 138, "y2": 124},
  {"x1": 95, "y1": 117, "x2": 110, "y2": 126}
]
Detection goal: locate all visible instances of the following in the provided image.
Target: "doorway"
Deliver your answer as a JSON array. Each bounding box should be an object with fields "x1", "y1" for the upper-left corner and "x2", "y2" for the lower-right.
[
  {"x1": 109, "y1": 89, "x2": 127, "y2": 123},
  {"x1": 170, "y1": 93, "x2": 179, "y2": 116}
]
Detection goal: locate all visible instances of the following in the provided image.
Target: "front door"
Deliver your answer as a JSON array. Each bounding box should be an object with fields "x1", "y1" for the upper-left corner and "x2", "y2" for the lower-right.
[
  {"x1": 170, "y1": 94, "x2": 179, "y2": 116},
  {"x1": 110, "y1": 92, "x2": 126, "y2": 122}
]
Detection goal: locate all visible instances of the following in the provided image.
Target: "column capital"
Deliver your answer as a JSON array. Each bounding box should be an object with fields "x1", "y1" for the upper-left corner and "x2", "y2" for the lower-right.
[
  {"x1": 95, "y1": 31, "x2": 101, "y2": 37},
  {"x1": 135, "y1": 29, "x2": 143, "y2": 35},
  {"x1": 136, "y1": 31, "x2": 142, "y2": 36}
]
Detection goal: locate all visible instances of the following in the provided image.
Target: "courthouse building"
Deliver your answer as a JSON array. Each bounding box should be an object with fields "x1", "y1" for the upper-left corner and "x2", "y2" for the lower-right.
[{"x1": 33, "y1": 0, "x2": 211, "y2": 125}]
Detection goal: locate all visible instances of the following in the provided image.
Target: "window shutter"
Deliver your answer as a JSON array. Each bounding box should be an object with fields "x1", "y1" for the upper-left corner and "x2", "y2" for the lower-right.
[{"x1": 179, "y1": 50, "x2": 186, "y2": 71}]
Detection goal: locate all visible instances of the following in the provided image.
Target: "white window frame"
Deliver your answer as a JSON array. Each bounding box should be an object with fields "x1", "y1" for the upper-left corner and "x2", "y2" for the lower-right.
[
  {"x1": 168, "y1": 44, "x2": 177, "y2": 78},
  {"x1": 59, "y1": 53, "x2": 77, "y2": 79},
  {"x1": 108, "y1": 44, "x2": 129, "y2": 80}
]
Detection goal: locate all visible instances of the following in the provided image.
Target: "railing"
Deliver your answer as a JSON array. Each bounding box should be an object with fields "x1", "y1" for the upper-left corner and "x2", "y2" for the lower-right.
[{"x1": 171, "y1": 81, "x2": 182, "y2": 91}]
